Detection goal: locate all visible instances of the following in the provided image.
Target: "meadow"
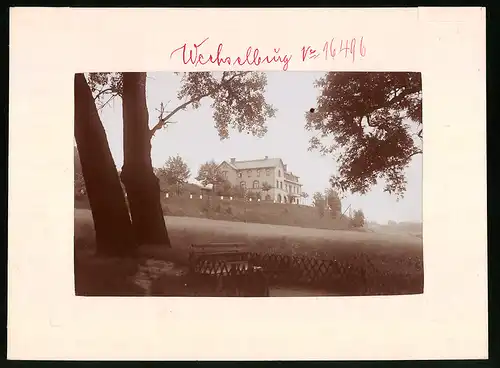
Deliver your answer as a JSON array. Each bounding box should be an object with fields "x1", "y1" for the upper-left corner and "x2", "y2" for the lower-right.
[{"x1": 75, "y1": 208, "x2": 423, "y2": 296}]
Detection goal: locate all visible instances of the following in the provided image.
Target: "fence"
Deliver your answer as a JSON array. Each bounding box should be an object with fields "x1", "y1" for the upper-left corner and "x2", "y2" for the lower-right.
[
  {"x1": 164, "y1": 192, "x2": 312, "y2": 206},
  {"x1": 189, "y1": 251, "x2": 424, "y2": 295}
]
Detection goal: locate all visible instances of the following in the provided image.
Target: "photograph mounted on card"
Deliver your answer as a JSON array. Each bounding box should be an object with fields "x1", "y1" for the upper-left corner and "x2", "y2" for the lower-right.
[
  {"x1": 8, "y1": 7, "x2": 486, "y2": 361},
  {"x1": 74, "y1": 70, "x2": 423, "y2": 298}
]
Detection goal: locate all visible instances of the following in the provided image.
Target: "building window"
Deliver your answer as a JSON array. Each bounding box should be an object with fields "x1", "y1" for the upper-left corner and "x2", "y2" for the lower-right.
[
  {"x1": 278, "y1": 170, "x2": 281, "y2": 177},
  {"x1": 253, "y1": 180, "x2": 259, "y2": 189},
  {"x1": 237, "y1": 172, "x2": 242, "y2": 178},
  {"x1": 280, "y1": 182, "x2": 283, "y2": 189},
  {"x1": 257, "y1": 169, "x2": 260, "y2": 177},
  {"x1": 222, "y1": 171, "x2": 228, "y2": 178},
  {"x1": 248, "y1": 170, "x2": 252, "y2": 177},
  {"x1": 240, "y1": 181, "x2": 246, "y2": 189},
  {"x1": 276, "y1": 180, "x2": 279, "y2": 188},
  {"x1": 266, "y1": 169, "x2": 270, "y2": 176}
]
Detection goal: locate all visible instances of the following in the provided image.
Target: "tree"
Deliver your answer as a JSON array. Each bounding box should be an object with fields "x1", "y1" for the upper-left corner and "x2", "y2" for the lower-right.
[
  {"x1": 351, "y1": 209, "x2": 366, "y2": 228},
  {"x1": 324, "y1": 188, "x2": 342, "y2": 218},
  {"x1": 121, "y1": 72, "x2": 170, "y2": 246},
  {"x1": 247, "y1": 190, "x2": 262, "y2": 201},
  {"x1": 74, "y1": 73, "x2": 135, "y2": 256},
  {"x1": 306, "y1": 72, "x2": 422, "y2": 198},
  {"x1": 261, "y1": 181, "x2": 272, "y2": 199},
  {"x1": 88, "y1": 71, "x2": 276, "y2": 248},
  {"x1": 214, "y1": 179, "x2": 233, "y2": 196},
  {"x1": 74, "y1": 146, "x2": 86, "y2": 198},
  {"x1": 157, "y1": 155, "x2": 191, "y2": 195},
  {"x1": 231, "y1": 184, "x2": 246, "y2": 199},
  {"x1": 196, "y1": 160, "x2": 226, "y2": 188},
  {"x1": 312, "y1": 191, "x2": 326, "y2": 217},
  {"x1": 300, "y1": 192, "x2": 309, "y2": 205}
]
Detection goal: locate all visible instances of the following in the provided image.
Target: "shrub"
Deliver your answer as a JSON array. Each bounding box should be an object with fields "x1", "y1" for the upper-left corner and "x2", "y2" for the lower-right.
[{"x1": 350, "y1": 209, "x2": 366, "y2": 228}]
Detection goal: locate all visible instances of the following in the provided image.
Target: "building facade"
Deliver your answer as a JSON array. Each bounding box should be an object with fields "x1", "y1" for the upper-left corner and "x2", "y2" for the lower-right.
[{"x1": 217, "y1": 156, "x2": 303, "y2": 204}]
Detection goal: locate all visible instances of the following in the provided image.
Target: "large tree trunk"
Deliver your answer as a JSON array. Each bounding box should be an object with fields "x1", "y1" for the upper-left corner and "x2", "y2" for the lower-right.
[
  {"x1": 121, "y1": 72, "x2": 171, "y2": 246},
  {"x1": 74, "y1": 73, "x2": 136, "y2": 257}
]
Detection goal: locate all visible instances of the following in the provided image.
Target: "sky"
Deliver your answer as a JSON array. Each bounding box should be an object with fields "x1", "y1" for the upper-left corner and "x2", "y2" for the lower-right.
[{"x1": 97, "y1": 72, "x2": 422, "y2": 224}]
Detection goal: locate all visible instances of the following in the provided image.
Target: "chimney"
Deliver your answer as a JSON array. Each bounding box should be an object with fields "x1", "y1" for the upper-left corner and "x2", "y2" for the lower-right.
[
  {"x1": 264, "y1": 156, "x2": 268, "y2": 160},
  {"x1": 230, "y1": 158, "x2": 236, "y2": 164}
]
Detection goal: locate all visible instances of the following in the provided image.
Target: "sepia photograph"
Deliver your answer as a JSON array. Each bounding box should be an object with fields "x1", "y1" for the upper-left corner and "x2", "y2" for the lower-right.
[
  {"x1": 74, "y1": 71, "x2": 423, "y2": 297},
  {"x1": 9, "y1": 7, "x2": 487, "y2": 360}
]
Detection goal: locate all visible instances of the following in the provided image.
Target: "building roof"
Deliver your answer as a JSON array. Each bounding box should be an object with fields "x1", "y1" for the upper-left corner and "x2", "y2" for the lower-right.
[
  {"x1": 221, "y1": 157, "x2": 284, "y2": 170},
  {"x1": 219, "y1": 157, "x2": 301, "y2": 181},
  {"x1": 284, "y1": 172, "x2": 301, "y2": 182}
]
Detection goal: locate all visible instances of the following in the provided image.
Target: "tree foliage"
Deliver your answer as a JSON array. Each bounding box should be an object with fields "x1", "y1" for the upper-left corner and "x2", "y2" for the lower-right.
[
  {"x1": 324, "y1": 188, "x2": 342, "y2": 218},
  {"x1": 195, "y1": 160, "x2": 225, "y2": 187},
  {"x1": 351, "y1": 209, "x2": 366, "y2": 228},
  {"x1": 246, "y1": 190, "x2": 262, "y2": 201},
  {"x1": 156, "y1": 155, "x2": 191, "y2": 195},
  {"x1": 312, "y1": 191, "x2": 326, "y2": 217},
  {"x1": 312, "y1": 192, "x2": 325, "y2": 207},
  {"x1": 261, "y1": 181, "x2": 272, "y2": 193},
  {"x1": 172, "y1": 72, "x2": 277, "y2": 139},
  {"x1": 214, "y1": 179, "x2": 232, "y2": 196},
  {"x1": 306, "y1": 72, "x2": 422, "y2": 198},
  {"x1": 231, "y1": 184, "x2": 246, "y2": 199},
  {"x1": 87, "y1": 71, "x2": 277, "y2": 139},
  {"x1": 87, "y1": 72, "x2": 123, "y2": 110}
]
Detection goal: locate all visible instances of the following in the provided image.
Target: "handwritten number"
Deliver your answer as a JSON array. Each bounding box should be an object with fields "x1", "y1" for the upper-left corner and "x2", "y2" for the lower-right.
[
  {"x1": 329, "y1": 38, "x2": 336, "y2": 59},
  {"x1": 323, "y1": 42, "x2": 329, "y2": 60},
  {"x1": 339, "y1": 40, "x2": 350, "y2": 58},
  {"x1": 350, "y1": 38, "x2": 356, "y2": 62},
  {"x1": 359, "y1": 36, "x2": 366, "y2": 57},
  {"x1": 306, "y1": 37, "x2": 365, "y2": 63}
]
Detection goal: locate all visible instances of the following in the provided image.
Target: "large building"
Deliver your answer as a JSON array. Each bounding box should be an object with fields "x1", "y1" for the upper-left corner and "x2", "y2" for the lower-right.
[{"x1": 217, "y1": 156, "x2": 303, "y2": 204}]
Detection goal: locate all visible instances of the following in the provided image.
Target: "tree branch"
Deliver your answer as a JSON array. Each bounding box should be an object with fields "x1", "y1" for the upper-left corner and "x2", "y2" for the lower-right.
[
  {"x1": 386, "y1": 86, "x2": 421, "y2": 106},
  {"x1": 149, "y1": 93, "x2": 211, "y2": 138},
  {"x1": 222, "y1": 71, "x2": 248, "y2": 84},
  {"x1": 369, "y1": 86, "x2": 421, "y2": 118},
  {"x1": 94, "y1": 88, "x2": 114, "y2": 101},
  {"x1": 149, "y1": 71, "x2": 250, "y2": 138},
  {"x1": 97, "y1": 92, "x2": 118, "y2": 111},
  {"x1": 365, "y1": 114, "x2": 378, "y2": 127},
  {"x1": 406, "y1": 149, "x2": 422, "y2": 160}
]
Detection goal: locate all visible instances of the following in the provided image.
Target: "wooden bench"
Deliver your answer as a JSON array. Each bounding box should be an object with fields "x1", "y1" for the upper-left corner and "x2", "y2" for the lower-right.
[{"x1": 188, "y1": 242, "x2": 269, "y2": 296}]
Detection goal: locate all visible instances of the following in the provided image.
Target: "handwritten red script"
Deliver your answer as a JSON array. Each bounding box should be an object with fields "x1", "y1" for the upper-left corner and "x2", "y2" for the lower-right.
[
  {"x1": 303, "y1": 37, "x2": 366, "y2": 63},
  {"x1": 170, "y1": 37, "x2": 366, "y2": 71}
]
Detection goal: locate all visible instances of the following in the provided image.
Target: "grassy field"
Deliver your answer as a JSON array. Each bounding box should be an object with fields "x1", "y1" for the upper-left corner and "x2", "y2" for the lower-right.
[{"x1": 75, "y1": 208, "x2": 423, "y2": 297}]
